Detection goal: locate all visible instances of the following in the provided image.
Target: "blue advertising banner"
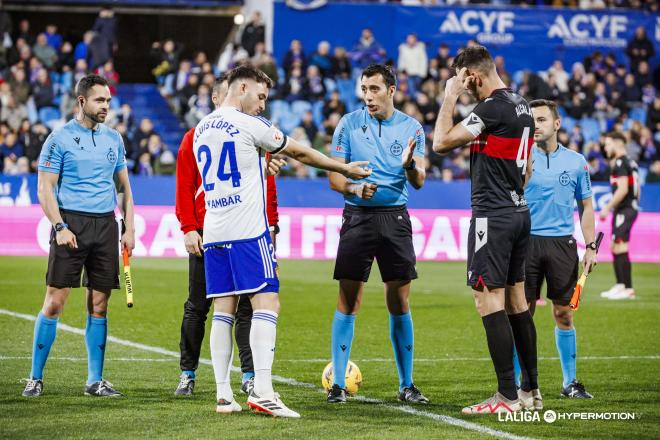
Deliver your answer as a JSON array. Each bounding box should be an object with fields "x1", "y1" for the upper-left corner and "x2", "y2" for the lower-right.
[
  {"x1": 273, "y1": 1, "x2": 659, "y2": 74},
  {"x1": 2, "y1": 175, "x2": 659, "y2": 212}
]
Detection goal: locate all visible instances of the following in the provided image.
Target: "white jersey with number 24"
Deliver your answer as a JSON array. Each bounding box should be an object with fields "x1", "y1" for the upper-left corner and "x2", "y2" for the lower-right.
[{"x1": 193, "y1": 106, "x2": 288, "y2": 247}]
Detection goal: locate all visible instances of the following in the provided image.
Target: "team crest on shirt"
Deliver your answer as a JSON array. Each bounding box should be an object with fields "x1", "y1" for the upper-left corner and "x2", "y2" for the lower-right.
[
  {"x1": 558, "y1": 171, "x2": 570, "y2": 186},
  {"x1": 390, "y1": 140, "x2": 403, "y2": 156},
  {"x1": 106, "y1": 148, "x2": 116, "y2": 164},
  {"x1": 272, "y1": 129, "x2": 284, "y2": 143}
]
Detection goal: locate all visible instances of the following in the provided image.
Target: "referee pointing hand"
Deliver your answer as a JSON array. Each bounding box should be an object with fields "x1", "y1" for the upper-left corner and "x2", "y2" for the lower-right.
[{"x1": 22, "y1": 74, "x2": 135, "y2": 398}]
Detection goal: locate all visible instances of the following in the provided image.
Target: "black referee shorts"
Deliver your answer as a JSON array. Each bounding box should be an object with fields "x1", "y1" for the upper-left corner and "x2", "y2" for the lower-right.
[
  {"x1": 333, "y1": 204, "x2": 417, "y2": 283},
  {"x1": 524, "y1": 235, "x2": 578, "y2": 305},
  {"x1": 467, "y1": 210, "x2": 530, "y2": 290},
  {"x1": 612, "y1": 206, "x2": 638, "y2": 243},
  {"x1": 46, "y1": 210, "x2": 120, "y2": 290}
]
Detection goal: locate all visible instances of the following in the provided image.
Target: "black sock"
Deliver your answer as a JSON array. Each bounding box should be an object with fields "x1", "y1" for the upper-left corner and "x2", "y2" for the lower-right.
[
  {"x1": 481, "y1": 310, "x2": 517, "y2": 401},
  {"x1": 508, "y1": 311, "x2": 538, "y2": 392},
  {"x1": 619, "y1": 252, "x2": 632, "y2": 288},
  {"x1": 613, "y1": 253, "x2": 625, "y2": 285}
]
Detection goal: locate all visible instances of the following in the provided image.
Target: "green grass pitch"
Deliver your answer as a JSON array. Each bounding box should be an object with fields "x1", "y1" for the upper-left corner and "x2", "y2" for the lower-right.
[{"x1": 0, "y1": 256, "x2": 658, "y2": 439}]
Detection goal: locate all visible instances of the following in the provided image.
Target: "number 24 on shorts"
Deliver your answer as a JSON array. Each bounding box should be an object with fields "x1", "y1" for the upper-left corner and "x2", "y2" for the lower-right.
[{"x1": 197, "y1": 141, "x2": 242, "y2": 190}]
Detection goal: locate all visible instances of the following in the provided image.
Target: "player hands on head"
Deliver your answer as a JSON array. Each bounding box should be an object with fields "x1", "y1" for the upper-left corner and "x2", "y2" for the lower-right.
[
  {"x1": 432, "y1": 45, "x2": 540, "y2": 415},
  {"x1": 326, "y1": 63, "x2": 428, "y2": 405},
  {"x1": 193, "y1": 65, "x2": 370, "y2": 418}
]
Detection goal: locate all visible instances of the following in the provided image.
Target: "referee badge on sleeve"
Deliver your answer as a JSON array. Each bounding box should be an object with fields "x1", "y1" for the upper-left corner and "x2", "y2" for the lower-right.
[{"x1": 475, "y1": 218, "x2": 488, "y2": 253}]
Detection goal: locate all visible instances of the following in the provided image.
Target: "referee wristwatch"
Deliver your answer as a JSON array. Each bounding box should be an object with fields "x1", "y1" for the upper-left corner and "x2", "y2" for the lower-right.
[
  {"x1": 404, "y1": 159, "x2": 417, "y2": 171},
  {"x1": 586, "y1": 241, "x2": 598, "y2": 251},
  {"x1": 54, "y1": 222, "x2": 68, "y2": 232}
]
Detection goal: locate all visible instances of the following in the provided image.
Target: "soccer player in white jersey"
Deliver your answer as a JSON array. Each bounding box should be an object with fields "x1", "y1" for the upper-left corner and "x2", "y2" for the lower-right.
[{"x1": 193, "y1": 65, "x2": 371, "y2": 418}]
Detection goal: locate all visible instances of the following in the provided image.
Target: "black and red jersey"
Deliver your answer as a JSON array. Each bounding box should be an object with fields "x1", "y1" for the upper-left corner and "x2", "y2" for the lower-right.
[
  {"x1": 610, "y1": 155, "x2": 639, "y2": 210},
  {"x1": 461, "y1": 88, "x2": 535, "y2": 216}
]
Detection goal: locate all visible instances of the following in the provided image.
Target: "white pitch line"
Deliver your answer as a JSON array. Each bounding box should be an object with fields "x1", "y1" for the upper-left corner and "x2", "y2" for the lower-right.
[
  {"x1": 0, "y1": 308, "x2": 528, "y2": 440},
  {"x1": 0, "y1": 356, "x2": 176, "y2": 362},
  {"x1": 279, "y1": 356, "x2": 660, "y2": 363}
]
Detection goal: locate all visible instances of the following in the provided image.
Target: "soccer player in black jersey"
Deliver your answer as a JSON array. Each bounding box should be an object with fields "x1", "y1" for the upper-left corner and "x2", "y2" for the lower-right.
[
  {"x1": 599, "y1": 131, "x2": 640, "y2": 300},
  {"x1": 432, "y1": 46, "x2": 540, "y2": 415}
]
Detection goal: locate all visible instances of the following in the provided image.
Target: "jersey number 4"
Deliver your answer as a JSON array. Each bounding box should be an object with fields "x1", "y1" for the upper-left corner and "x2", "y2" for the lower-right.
[
  {"x1": 516, "y1": 127, "x2": 530, "y2": 175},
  {"x1": 197, "y1": 142, "x2": 242, "y2": 191}
]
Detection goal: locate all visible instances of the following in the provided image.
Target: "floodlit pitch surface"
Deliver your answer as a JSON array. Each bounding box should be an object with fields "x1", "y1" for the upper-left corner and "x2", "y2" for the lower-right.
[{"x1": 1, "y1": 257, "x2": 658, "y2": 439}]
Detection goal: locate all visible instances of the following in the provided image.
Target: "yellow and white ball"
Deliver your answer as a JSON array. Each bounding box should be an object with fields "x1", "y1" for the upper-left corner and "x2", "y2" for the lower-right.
[{"x1": 322, "y1": 361, "x2": 362, "y2": 395}]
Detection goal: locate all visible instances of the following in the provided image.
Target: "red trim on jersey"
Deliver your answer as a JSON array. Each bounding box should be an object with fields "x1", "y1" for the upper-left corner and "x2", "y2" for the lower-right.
[
  {"x1": 471, "y1": 134, "x2": 533, "y2": 161},
  {"x1": 610, "y1": 175, "x2": 634, "y2": 186},
  {"x1": 175, "y1": 128, "x2": 279, "y2": 234}
]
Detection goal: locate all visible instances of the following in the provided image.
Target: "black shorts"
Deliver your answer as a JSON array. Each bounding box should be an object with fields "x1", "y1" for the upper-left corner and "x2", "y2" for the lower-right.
[
  {"x1": 46, "y1": 210, "x2": 120, "y2": 290},
  {"x1": 333, "y1": 204, "x2": 417, "y2": 283},
  {"x1": 524, "y1": 235, "x2": 578, "y2": 304},
  {"x1": 612, "y1": 207, "x2": 638, "y2": 243},
  {"x1": 467, "y1": 210, "x2": 530, "y2": 289}
]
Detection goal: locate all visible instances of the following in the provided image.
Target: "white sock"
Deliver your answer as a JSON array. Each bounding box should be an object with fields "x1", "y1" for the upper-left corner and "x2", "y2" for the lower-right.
[
  {"x1": 210, "y1": 312, "x2": 234, "y2": 401},
  {"x1": 250, "y1": 309, "x2": 278, "y2": 397}
]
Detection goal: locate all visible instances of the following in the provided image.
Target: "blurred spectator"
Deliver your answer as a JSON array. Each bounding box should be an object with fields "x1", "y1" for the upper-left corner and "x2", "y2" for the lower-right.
[
  {"x1": 32, "y1": 68, "x2": 55, "y2": 110},
  {"x1": 135, "y1": 118, "x2": 156, "y2": 153},
  {"x1": 626, "y1": 26, "x2": 654, "y2": 74},
  {"x1": 56, "y1": 41, "x2": 75, "y2": 72},
  {"x1": 283, "y1": 39, "x2": 307, "y2": 75},
  {"x1": 74, "y1": 31, "x2": 95, "y2": 65},
  {"x1": 151, "y1": 39, "x2": 181, "y2": 93},
  {"x1": 587, "y1": 151, "x2": 609, "y2": 181},
  {"x1": 92, "y1": 7, "x2": 118, "y2": 54},
  {"x1": 435, "y1": 43, "x2": 451, "y2": 69},
  {"x1": 299, "y1": 111, "x2": 318, "y2": 143},
  {"x1": 621, "y1": 73, "x2": 642, "y2": 108},
  {"x1": 397, "y1": 33, "x2": 427, "y2": 93},
  {"x1": 646, "y1": 160, "x2": 660, "y2": 183},
  {"x1": 547, "y1": 60, "x2": 569, "y2": 94},
  {"x1": 331, "y1": 46, "x2": 351, "y2": 79},
  {"x1": 9, "y1": 67, "x2": 31, "y2": 104},
  {"x1": 32, "y1": 33, "x2": 57, "y2": 69},
  {"x1": 1, "y1": 95, "x2": 28, "y2": 131},
  {"x1": 647, "y1": 96, "x2": 660, "y2": 132},
  {"x1": 351, "y1": 28, "x2": 386, "y2": 69},
  {"x1": 281, "y1": 65, "x2": 306, "y2": 102},
  {"x1": 240, "y1": 11, "x2": 265, "y2": 57},
  {"x1": 309, "y1": 41, "x2": 333, "y2": 78},
  {"x1": 322, "y1": 90, "x2": 346, "y2": 119},
  {"x1": 185, "y1": 83, "x2": 212, "y2": 128},
  {"x1": 304, "y1": 65, "x2": 326, "y2": 101},
  {"x1": 44, "y1": 24, "x2": 63, "y2": 52},
  {"x1": 16, "y1": 19, "x2": 34, "y2": 46},
  {"x1": 135, "y1": 152, "x2": 153, "y2": 176},
  {"x1": 1, "y1": 132, "x2": 24, "y2": 174},
  {"x1": 95, "y1": 59, "x2": 119, "y2": 95}
]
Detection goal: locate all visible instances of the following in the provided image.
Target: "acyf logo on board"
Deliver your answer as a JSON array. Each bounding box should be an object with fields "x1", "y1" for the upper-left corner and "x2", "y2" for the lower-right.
[
  {"x1": 439, "y1": 10, "x2": 515, "y2": 44},
  {"x1": 547, "y1": 14, "x2": 628, "y2": 47}
]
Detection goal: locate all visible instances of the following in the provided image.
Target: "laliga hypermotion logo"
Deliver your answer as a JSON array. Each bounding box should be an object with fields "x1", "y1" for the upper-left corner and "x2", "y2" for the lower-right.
[{"x1": 439, "y1": 10, "x2": 514, "y2": 45}]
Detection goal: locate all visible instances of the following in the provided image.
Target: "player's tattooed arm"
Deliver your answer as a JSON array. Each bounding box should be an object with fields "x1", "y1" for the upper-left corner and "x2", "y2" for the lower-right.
[
  {"x1": 432, "y1": 68, "x2": 476, "y2": 155},
  {"x1": 283, "y1": 137, "x2": 371, "y2": 180}
]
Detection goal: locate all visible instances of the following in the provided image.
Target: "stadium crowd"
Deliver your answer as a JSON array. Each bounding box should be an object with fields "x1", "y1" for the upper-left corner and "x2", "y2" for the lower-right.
[{"x1": 1, "y1": 7, "x2": 659, "y2": 183}]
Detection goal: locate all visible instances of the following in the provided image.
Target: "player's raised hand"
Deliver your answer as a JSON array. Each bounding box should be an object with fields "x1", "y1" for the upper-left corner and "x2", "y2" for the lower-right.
[
  {"x1": 266, "y1": 155, "x2": 286, "y2": 176},
  {"x1": 184, "y1": 230, "x2": 203, "y2": 257},
  {"x1": 56, "y1": 228, "x2": 78, "y2": 249},
  {"x1": 344, "y1": 161, "x2": 372, "y2": 180},
  {"x1": 402, "y1": 137, "x2": 416, "y2": 169},
  {"x1": 445, "y1": 67, "x2": 472, "y2": 98},
  {"x1": 352, "y1": 182, "x2": 377, "y2": 200}
]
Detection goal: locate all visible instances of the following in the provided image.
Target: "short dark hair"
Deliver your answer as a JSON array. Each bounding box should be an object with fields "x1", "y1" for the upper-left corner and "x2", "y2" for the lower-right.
[
  {"x1": 75, "y1": 74, "x2": 108, "y2": 97},
  {"x1": 529, "y1": 99, "x2": 560, "y2": 120},
  {"x1": 212, "y1": 71, "x2": 229, "y2": 96},
  {"x1": 225, "y1": 65, "x2": 273, "y2": 89},
  {"x1": 604, "y1": 131, "x2": 626, "y2": 144},
  {"x1": 452, "y1": 45, "x2": 495, "y2": 74},
  {"x1": 361, "y1": 64, "x2": 396, "y2": 89}
]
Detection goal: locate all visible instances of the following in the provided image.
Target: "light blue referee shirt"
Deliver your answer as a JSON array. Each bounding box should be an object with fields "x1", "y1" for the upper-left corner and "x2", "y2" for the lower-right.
[
  {"x1": 526, "y1": 144, "x2": 592, "y2": 236},
  {"x1": 331, "y1": 107, "x2": 425, "y2": 207},
  {"x1": 38, "y1": 119, "x2": 126, "y2": 214}
]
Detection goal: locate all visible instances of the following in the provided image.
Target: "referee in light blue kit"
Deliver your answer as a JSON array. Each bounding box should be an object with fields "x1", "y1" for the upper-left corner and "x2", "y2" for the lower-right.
[
  {"x1": 521, "y1": 99, "x2": 598, "y2": 401},
  {"x1": 22, "y1": 75, "x2": 135, "y2": 398},
  {"x1": 326, "y1": 64, "x2": 428, "y2": 404}
]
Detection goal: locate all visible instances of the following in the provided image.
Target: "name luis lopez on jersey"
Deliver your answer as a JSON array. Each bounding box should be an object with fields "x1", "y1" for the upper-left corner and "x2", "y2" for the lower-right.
[
  {"x1": 195, "y1": 116, "x2": 240, "y2": 142},
  {"x1": 207, "y1": 194, "x2": 242, "y2": 209}
]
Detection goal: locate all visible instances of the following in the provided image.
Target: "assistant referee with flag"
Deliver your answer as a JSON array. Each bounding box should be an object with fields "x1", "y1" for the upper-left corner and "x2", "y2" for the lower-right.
[
  {"x1": 22, "y1": 74, "x2": 135, "y2": 398},
  {"x1": 522, "y1": 99, "x2": 597, "y2": 400}
]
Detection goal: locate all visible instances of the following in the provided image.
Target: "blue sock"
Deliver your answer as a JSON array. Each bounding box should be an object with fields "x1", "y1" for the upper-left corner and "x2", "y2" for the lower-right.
[
  {"x1": 331, "y1": 310, "x2": 356, "y2": 389},
  {"x1": 512, "y1": 346, "x2": 521, "y2": 387},
  {"x1": 389, "y1": 312, "x2": 414, "y2": 390},
  {"x1": 555, "y1": 327, "x2": 577, "y2": 387},
  {"x1": 242, "y1": 371, "x2": 254, "y2": 383},
  {"x1": 30, "y1": 312, "x2": 58, "y2": 380},
  {"x1": 182, "y1": 370, "x2": 195, "y2": 379},
  {"x1": 85, "y1": 315, "x2": 108, "y2": 385}
]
